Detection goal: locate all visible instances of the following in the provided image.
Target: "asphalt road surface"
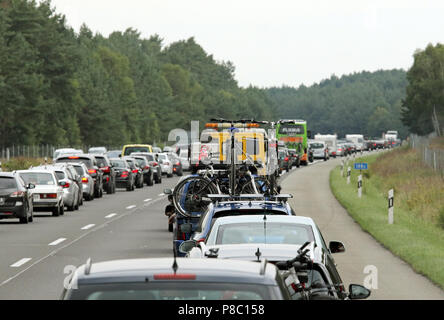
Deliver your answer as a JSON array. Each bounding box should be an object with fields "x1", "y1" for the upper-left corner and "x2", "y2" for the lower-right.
[{"x1": 0, "y1": 154, "x2": 443, "y2": 300}]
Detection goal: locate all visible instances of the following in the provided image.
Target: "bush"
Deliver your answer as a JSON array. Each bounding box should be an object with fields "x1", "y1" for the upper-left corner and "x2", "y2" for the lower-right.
[{"x1": 1, "y1": 157, "x2": 48, "y2": 171}]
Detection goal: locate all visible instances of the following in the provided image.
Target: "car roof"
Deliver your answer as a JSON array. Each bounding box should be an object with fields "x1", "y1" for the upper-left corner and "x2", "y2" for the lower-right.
[
  {"x1": 16, "y1": 169, "x2": 55, "y2": 174},
  {"x1": 214, "y1": 201, "x2": 289, "y2": 211},
  {"x1": 73, "y1": 258, "x2": 278, "y2": 286},
  {"x1": 211, "y1": 215, "x2": 314, "y2": 226},
  {"x1": 31, "y1": 165, "x2": 67, "y2": 172},
  {"x1": 0, "y1": 172, "x2": 16, "y2": 178}
]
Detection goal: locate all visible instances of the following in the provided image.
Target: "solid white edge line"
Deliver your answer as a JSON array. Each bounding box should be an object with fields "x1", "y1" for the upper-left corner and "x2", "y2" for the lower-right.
[
  {"x1": 10, "y1": 258, "x2": 32, "y2": 268},
  {"x1": 81, "y1": 224, "x2": 95, "y2": 230},
  {"x1": 48, "y1": 238, "x2": 67, "y2": 246}
]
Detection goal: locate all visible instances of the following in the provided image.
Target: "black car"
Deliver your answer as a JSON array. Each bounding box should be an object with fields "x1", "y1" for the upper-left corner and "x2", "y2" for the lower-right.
[
  {"x1": 278, "y1": 149, "x2": 291, "y2": 173},
  {"x1": 168, "y1": 153, "x2": 183, "y2": 176},
  {"x1": 0, "y1": 173, "x2": 35, "y2": 224},
  {"x1": 130, "y1": 152, "x2": 162, "y2": 184},
  {"x1": 55, "y1": 155, "x2": 104, "y2": 198},
  {"x1": 61, "y1": 258, "x2": 292, "y2": 300},
  {"x1": 94, "y1": 154, "x2": 116, "y2": 194},
  {"x1": 123, "y1": 157, "x2": 144, "y2": 189},
  {"x1": 130, "y1": 155, "x2": 154, "y2": 186},
  {"x1": 110, "y1": 158, "x2": 136, "y2": 191},
  {"x1": 288, "y1": 149, "x2": 300, "y2": 168}
]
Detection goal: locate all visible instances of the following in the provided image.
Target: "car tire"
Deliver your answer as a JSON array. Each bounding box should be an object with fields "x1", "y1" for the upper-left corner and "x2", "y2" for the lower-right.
[
  {"x1": 147, "y1": 174, "x2": 154, "y2": 186},
  {"x1": 52, "y1": 205, "x2": 60, "y2": 217},
  {"x1": 68, "y1": 202, "x2": 75, "y2": 211},
  {"x1": 28, "y1": 209, "x2": 33, "y2": 223},
  {"x1": 59, "y1": 204, "x2": 65, "y2": 216},
  {"x1": 19, "y1": 216, "x2": 28, "y2": 224},
  {"x1": 168, "y1": 223, "x2": 173, "y2": 232}
]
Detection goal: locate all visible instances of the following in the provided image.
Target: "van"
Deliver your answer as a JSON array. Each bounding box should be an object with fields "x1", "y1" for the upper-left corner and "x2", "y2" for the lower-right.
[
  {"x1": 345, "y1": 134, "x2": 365, "y2": 152},
  {"x1": 314, "y1": 134, "x2": 338, "y2": 157}
]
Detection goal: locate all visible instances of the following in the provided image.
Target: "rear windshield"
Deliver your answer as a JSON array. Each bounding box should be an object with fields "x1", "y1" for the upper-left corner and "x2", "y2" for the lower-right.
[
  {"x1": 215, "y1": 222, "x2": 314, "y2": 245},
  {"x1": 67, "y1": 282, "x2": 271, "y2": 300},
  {"x1": 110, "y1": 160, "x2": 126, "y2": 168},
  {"x1": 73, "y1": 165, "x2": 85, "y2": 176},
  {"x1": 55, "y1": 171, "x2": 66, "y2": 180},
  {"x1": 0, "y1": 177, "x2": 17, "y2": 189},
  {"x1": 124, "y1": 147, "x2": 150, "y2": 156},
  {"x1": 20, "y1": 172, "x2": 55, "y2": 185},
  {"x1": 56, "y1": 158, "x2": 93, "y2": 169},
  {"x1": 310, "y1": 143, "x2": 324, "y2": 149},
  {"x1": 134, "y1": 158, "x2": 147, "y2": 167},
  {"x1": 95, "y1": 157, "x2": 108, "y2": 168}
]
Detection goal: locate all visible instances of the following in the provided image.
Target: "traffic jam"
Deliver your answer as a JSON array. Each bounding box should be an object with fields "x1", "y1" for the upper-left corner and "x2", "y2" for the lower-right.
[{"x1": 0, "y1": 119, "x2": 398, "y2": 301}]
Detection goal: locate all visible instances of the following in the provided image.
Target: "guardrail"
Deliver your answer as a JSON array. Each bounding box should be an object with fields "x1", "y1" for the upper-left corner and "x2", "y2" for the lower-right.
[{"x1": 409, "y1": 134, "x2": 444, "y2": 174}]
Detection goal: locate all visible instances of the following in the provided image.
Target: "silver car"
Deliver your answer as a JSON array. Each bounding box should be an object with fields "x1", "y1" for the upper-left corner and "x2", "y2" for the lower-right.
[
  {"x1": 88, "y1": 147, "x2": 107, "y2": 155},
  {"x1": 157, "y1": 153, "x2": 174, "y2": 177},
  {"x1": 31, "y1": 165, "x2": 80, "y2": 211},
  {"x1": 17, "y1": 170, "x2": 65, "y2": 217},
  {"x1": 71, "y1": 163, "x2": 95, "y2": 201},
  {"x1": 309, "y1": 141, "x2": 329, "y2": 160},
  {"x1": 179, "y1": 149, "x2": 190, "y2": 171}
]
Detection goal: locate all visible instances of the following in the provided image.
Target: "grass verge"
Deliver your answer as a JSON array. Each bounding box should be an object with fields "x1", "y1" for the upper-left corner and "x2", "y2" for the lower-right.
[
  {"x1": 330, "y1": 149, "x2": 444, "y2": 290},
  {"x1": 1, "y1": 157, "x2": 49, "y2": 171}
]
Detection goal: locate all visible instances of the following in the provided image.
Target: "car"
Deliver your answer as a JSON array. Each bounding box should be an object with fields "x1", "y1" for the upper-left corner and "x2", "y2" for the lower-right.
[
  {"x1": 61, "y1": 258, "x2": 292, "y2": 300},
  {"x1": 17, "y1": 170, "x2": 64, "y2": 217},
  {"x1": 152, "y1": 147, "x2": 162, "y2": 154},
  {"x1": 31, "y1": 165, "x2": 81, "y2": 211},
  {"x1": 106, "y1": 150, "x2": 122, "y2": 159},
  {"x1": 55, "y1": 154, "x2": 104, "y2": 198},
  {"x1": 168, "y1": 153, "x2": 184, "y2": 176},
  {"x1": 163, "y1": 146, "x2": 175, "y2": 153},
  {"x1": 54, "y1": 163, "x2": 84, "y2": 207},
  {"x1": 287, "y1": 148, "x2": 300, "y2": 168},
  {"x1": 172, "y1": 197, "x2": 295, "y2": 256},
  {"x1": 53, "y1": 148, "x2": 82, "y2": 161},
  {"x1": 93, "y1": 154, "x2": 116, "y2": 194},
  {"x1": 70, "y1": 163, "x2": 95, "y2": 201},
  {"x1": 88, "y1": 147, "x2": 107, "y2": 155},
  {"x1": 129, "y1": 152, "x2": 162, "y2": 184},
  {"x1": 0, "y1": 172, "x2": 35, "y2": 223},
  {"x1": 336, "y1": 142, "x2": 348, "y2": 157},
  {"x1": 278, "y1": 148, "x2": 291, "y2": 173},
  {"x1": 157, "y1": 153, "x2": 174, "y2": 177},
  {"x1": 123, "y1": 157, "x2": 144, "y2": 189},
  {"x1": 130, "y1": 155, "x2": 154, "y2": 186},
  {"x1": 309, "y1": 141, "x2": 329, "y2": 160},
  {"x1": 122, "y1": 144, "x2": 153, "y2": 157},
  {"x1": 178, "y1": 149, "x2": 190, "y2": 171},
  {"x1": 109, "y1": 158, "x2": 136, "y2": 191}
]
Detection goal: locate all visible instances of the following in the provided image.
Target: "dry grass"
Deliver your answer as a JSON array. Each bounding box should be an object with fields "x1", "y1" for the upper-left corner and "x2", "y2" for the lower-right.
[
  {"x1": 1, "y1": 157, "x2": 50, "y2": 172},
  {"x1": 371, "y1": 147, "x2": 444, "y2": 225},
  {"x1": 429, "y1": 137, "x2": 444, "y2": 150}
]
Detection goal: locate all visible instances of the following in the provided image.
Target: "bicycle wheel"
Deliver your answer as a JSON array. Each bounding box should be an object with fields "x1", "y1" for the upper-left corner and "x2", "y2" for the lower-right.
[{"x1": 172, "y1": 176, "x2": 219, "y2": 217}]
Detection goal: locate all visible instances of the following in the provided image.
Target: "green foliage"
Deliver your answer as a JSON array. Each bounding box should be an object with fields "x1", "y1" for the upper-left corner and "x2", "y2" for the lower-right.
[
  {"x1": 266, "y1": 70, "x2": 409, "y2": 138},
  {"x1": 402, "y1": 43, "x2": 444, "y2": 136}
]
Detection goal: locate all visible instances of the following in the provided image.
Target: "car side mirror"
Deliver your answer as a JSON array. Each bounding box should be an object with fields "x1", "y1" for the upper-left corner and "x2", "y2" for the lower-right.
[
  {"x1": 179, "y1": 240, "x2": 197, "y2": 254},
  {"x1": 329, "y1": 241, "x2": 346, "y2": 254},
  {"x1": 27, "y1": 183, "x2": 35, "y2": 190},
  {"x1": 348, "y1": 284, "x2": 371, "y2": 300},
  {"x1": 164, "y1": 188, "x2": 173, "y2": 195}
]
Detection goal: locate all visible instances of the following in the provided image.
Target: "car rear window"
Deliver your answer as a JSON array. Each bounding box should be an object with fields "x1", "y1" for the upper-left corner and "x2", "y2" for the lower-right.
[
  {"x1": 134, "y1": 158, "x2": 147, "y2": 167},
  {"x1": 124, "y1": 147, "x2": 150, "y2": 156},
  {"x1": 95, "y1": 157, "x2": 108, "y2": 168},
  {"x1": 20, "y1": 172, "x2": 55, "y2": 185},
  {"x1": 56, "y1": 157, "x2": 93, "y2": 169},
  {"x1": 73, "y1": 165, "x2": 85, "y2": 176},
  {"x1": 55, "y1": 171, "x2": 66, "y2": 180},
  {"x1": 110, "y1": 160, "x2": 126, "y2": 168},
  {"x1": 0, "y1": 177, "x2": 17, "y2": 189}
]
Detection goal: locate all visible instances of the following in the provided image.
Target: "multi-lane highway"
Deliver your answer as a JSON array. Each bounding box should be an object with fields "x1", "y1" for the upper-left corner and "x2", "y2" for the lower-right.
[{"x1": 0, "y1": 156, "x2": 443, "y2": 300}]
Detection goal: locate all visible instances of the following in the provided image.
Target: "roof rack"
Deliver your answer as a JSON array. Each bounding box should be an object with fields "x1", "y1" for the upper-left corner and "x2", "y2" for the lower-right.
[
  {"x1": 259, "y1": 258, "x2": 268, "y2": 275},
  {"x1": 84, "y1": 258, "x2": 92, "y2": 275}
]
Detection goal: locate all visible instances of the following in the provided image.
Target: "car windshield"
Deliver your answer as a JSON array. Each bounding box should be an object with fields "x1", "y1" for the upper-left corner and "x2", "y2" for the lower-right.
[
  {"x1": 20, "y1": 172, "x2": 55, "y2": 185},
  {"x1": 214, "y1": 222, "x2": 314, "y2": 245},
  {"x1": 68, "y1": 282, "x2": 271, "y2": 300},
  {"x1": 110, "y1": 160, "x2": 126, "y2": 168},
  {"x1": 0, "y1": 177, "x2": 17, "y2": 189},
  {"x1": 310, "y1": 143, "x2": 324, "y2": 149}
]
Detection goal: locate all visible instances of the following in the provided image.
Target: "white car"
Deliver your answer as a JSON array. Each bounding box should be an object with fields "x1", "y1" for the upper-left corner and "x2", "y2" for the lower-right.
[
  {"x1": 88, "y1": 147, "x2": 107, "y2": 155},
  {"x1": 53, "y1": 148, "x2": 82, "y2": 161},
  {"x1": 309, "y1": 141, "x2": 329, "y2": 160},
  {"x1": 179, "y1": 149, "x2": 190, "y2": 171},
  {"x1": 157, "y1": 153, "x2": 174, "y2": 177},
  {"x1": 17, "y1": 170, "x2": 64, "y2": 216}
]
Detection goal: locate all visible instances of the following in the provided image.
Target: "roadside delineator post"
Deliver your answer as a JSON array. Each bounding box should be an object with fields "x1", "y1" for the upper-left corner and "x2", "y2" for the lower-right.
[
  {"x1": 347, "y1": 167, "x2": 351, "y2": 184},
  {"x1": 388, "y1": 189, "x2": 394, "y2": 224},
  {"x1": 358, "y1": 174, "x2": 362, "y2": 198},
  {"x1": 341, "y1": 159, "x2": 344, "y2": 177}
]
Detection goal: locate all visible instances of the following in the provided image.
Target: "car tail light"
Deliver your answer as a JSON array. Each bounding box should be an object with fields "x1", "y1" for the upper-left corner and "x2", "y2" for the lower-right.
[
  {"x1": 176, "y1": 162, "x2": 180, "y2": 166},
  {"x1": 62, "y1": 182, "x2": 70, "y2": 188},
  {"x1": 121, "y1": 171, "x2": 129, "y2": 178},
  {"x1": 144, "y1": 165, "x2": 150, "y2": 170},
  {"x1": 173, "y1": 168, "x2": 177, "y2": 171},
  {"x1": 153, "y1": 162, "x2": 158, "y2": 166},
  {"x1": 153, "y1": 274, "x2": 196, "y2": 280},
  {"x1": 197, "y1": 238, "x2": 205, "y2": 243},
  {"x1": 10, "y1": 191, "x2": 25, "y2": 198},
  {"x1": 132, "y1": 169, "x2": 138, "y2": 174},
  {"x1": 42, "y1": 193, "x2": 57, "y2": 199},
  {"x1": 284, "y1": 157, "x2": 289, "y2": 161},
  {"x1": 88, "y1": 169, "x2": 97, "y2": 175},
  {"x1": 101, "y1": 166, "x2": 110, "y2": 173},
  {"x1": 106, "y1": 177, "x2": 110, "y2": 182},
  {"x1": 82, "y1": 177, "x2": 88, "y2": 183},
  {"x1": 68, "y1": 156, "x2": 79, "y2": 159}
]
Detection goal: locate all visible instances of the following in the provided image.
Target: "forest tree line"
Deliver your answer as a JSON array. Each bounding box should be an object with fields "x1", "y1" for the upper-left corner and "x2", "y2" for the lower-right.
[{"x1": 1, "y1": 0, "x2": 441, "y2": 148}]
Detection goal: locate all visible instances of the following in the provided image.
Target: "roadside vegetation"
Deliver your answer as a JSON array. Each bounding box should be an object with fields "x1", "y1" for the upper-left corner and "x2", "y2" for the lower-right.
[
  {"x1": 330, "y1": 147, "x2": 444, "y2": 289},
  {"x1": 0, "y1": 157, "x2": 49, "y2": 171}
]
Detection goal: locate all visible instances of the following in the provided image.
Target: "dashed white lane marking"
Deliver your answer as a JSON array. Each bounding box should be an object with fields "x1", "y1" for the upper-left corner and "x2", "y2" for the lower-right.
[
  {"x1": 158, "y1": 193, "x2": 165, "y2": 197},
  {"x1": 126, "y1": 205, "x2": 137, "y2": 210},
  {"x1": 105, "y1": 213, "x2": 117, "y2": 219},
  {"x1": 144, "y1": 198, "x2": 152, "y2": 202},
  {"x1": 81, "y1": 224, "x2": 95, "y2": 230},
  {"x1": 48, "y1": 238, "x2": 67, "y2": 246},
  {"x1": 10, "y1": 258, "x2": 32, "y2": 268}
]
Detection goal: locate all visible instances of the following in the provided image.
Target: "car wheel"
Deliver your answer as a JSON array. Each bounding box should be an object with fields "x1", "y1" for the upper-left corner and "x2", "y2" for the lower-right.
[
  {"x1": 168, "y1": 223, "x2": 173, "y2": 232},
  {"x1": 19, "y1": 216, "x2": 28, "y2": 224},
  {"x1": 68, "y1": 202, "x2": 75, "y2": 211},
  {"x1": 147, "y1": 174, "x2": 154, "y2": 186},
  {"x1": 52, "y1": 206, "x2": 60, "y2": 217},
  {"x1": 60, "y1": 204, "x2": 65, "y2": 216},
  {"x1": 106, "y1": 184, "x2": 113, "y2": 194},
  {"x1": 28, "y1": 209, "x2": 33, "y2": 223}
]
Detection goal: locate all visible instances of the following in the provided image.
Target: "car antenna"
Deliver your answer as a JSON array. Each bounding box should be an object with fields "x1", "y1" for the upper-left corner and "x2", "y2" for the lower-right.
[
  {"x1": 255, "y1": 248, "x2": 262, "y2": 262},
  {"x1": 263, "y1": 213, "x2": 267, "y2": 245}
]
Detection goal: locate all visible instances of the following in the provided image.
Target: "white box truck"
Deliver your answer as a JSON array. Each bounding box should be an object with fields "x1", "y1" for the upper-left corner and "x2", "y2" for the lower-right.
[{"x1": 345, "y1": 134, "x2": 365, "y2": 152}]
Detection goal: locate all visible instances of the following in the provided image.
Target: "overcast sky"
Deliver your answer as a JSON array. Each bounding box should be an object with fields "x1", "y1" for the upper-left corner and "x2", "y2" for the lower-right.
[{"x1": 49, "y1": 0, "x2": 444, "y2": 88}]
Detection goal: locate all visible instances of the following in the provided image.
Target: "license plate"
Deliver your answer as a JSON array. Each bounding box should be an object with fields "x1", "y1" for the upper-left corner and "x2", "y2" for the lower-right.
[{"x1": 33, "y1": 194, "x2": 40, "y2": 201}]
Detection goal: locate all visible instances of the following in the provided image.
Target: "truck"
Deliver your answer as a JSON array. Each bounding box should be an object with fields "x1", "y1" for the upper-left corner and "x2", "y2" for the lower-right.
[
  {"x1": 383, "y1": 131, "x2": 400, "y2": 147},
  {"x1": 345, "y1": 134, "x2": 365, "y2": 152},
  {"x1": 314, "y1": 134, "x2": 338, "y2": 157}
]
